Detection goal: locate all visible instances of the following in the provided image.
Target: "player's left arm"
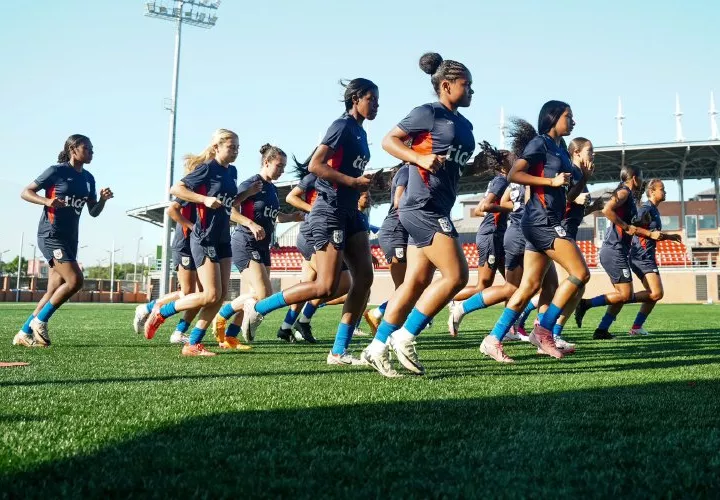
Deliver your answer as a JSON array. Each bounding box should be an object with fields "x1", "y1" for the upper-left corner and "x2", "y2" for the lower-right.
[{"x1": 87, "y1": 187, "x2": 114, "y2": 217}]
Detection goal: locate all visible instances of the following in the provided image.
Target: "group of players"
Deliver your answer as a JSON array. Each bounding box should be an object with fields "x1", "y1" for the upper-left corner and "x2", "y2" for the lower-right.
[{"x1": 13, "y1": 51, "x2": 681, "y2": 378}]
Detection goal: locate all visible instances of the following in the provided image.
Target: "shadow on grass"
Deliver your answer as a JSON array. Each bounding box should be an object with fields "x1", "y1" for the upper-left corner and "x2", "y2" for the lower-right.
[{"x1": 1, "y1": 381, "x2": 718, "y2": 499}]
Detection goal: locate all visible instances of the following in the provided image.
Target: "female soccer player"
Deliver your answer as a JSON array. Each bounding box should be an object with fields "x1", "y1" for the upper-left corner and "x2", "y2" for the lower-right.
[
  {"x1": 14, "y1": 134, "x2": 113, "y2": 347},
  {"x1": 362, "y1": 52, "x2": 475, "y2": 377},
  {"x1": 144, "y1": 129, "x2": 246, "y2": 356},
  {"x1": 212, "y1": 144, "x2": 304, "y2": 349},
  {"x1": 450, "y1": 142, "x2": 511, "y2": 308},
  {"x1": 575, "y1": 175, "x2": 676, "y2": 338},
  {"x1": 364, "y1": 164, "x2": 410, "y2": 334},
  {"x1": 240, "y1": 78, "x2": 379, "y2": 366},
  {"x1": 480, "y1": 101, "x2": 592, "y2": 363}
]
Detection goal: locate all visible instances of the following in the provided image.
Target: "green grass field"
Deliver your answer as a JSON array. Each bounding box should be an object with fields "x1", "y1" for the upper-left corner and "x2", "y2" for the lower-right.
[{"x1": 0, "y1": 302, "x2": 719, "y2": 498}]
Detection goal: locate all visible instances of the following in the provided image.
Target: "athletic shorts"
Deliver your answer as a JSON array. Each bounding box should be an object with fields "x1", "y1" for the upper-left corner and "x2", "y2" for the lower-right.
[
  {"x1": 308, "y1": 205, "x2": 368, "y2": 251},
  {"x1": 296, "y1": 225, "x2": 315, "y2": 261},
  {"x1": 599, "y1": 244, "x2": 633, "y2": 284},
  {"x1": 38, "y1": 236, "x2": 77, "y2": 267},
  {"x1": 189, "y1": 235, "x2": 232, "y2": 268},
  {"x1": 630, "y1": 254, "x2": 659, "y2": 278},
  {"x1": 378, "y1": 227, "x2": 409, "y2": 263},
  {"x1": 172, "y1": 248, "x2": 196, "y2": 271},
  {"x1": 522, "y1": 222, "x2": 573, "y2": 253},
  {"x1": 231, "y1": 234, "x2": 271, "y2": 271},
  {"x1": 399, "y1": 209, "x2": 458, "y2": 248},
  {"x1": 503, "y1": 224, "x2": 526, "y2": 271},
  {"x1": 476, "y1": 232, "x2": 505, "y2": 270}
]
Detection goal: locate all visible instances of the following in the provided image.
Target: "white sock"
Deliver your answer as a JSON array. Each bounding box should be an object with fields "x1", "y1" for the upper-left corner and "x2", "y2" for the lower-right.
[
  {"x1": 281, "y1": 322, "x2": 293, "y2": 330},
  {"x1": 371, "y1": 308, "x2": 383, "y2": 320},
  {"x1": 298, "y1": 315, "x2": 310, "y2": 324},
  {"x1": 390, "y1": 327, "x2": 414, "y2": 344}
]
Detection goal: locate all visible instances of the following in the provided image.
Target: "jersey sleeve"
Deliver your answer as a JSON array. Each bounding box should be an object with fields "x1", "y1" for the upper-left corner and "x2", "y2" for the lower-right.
[
  {"x1": 237, "y1": 175, "x2": 259, "y2": 195},
  {"x1": 34, "y1": 165, "x2": 59, "y2": 190},
  {"x1": 86, "y1": 172, "x2": 97, "y2": 201},
  {"x1": 321, "y1": 118, "x2": 349, "y2": 151},
  {"x1": 394, "y1": 166, "x2": 409, "y2": 188},
  {"x1": 521, "y1": 136, "x2": 547, "y2": 166},
  {"x1": 397, "y1": 104, "x2": 435, "y2": 134},
  {"x1": 487, "y1": 176, "x2": 508, "y2": 198},
  {"x1": 297, "y1": 173, "x2": 317, "y2": 192},
  {"x1": 180, "y1": 163, "x2": 210, "y2": 191}
]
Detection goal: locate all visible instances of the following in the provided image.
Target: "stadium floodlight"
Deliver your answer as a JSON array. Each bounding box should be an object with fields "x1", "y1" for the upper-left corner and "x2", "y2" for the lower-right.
[{"x1": 145, "y1": 0, "x2": 221, "y2": 296}]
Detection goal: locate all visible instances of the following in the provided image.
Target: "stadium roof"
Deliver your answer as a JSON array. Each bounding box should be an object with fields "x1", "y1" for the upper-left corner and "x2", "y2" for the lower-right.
[{"x1": 127, "y1": 140, "x2": 720, "y2": 226}]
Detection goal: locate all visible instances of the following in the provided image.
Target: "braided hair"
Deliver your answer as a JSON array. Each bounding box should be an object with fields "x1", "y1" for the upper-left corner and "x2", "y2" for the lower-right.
[
  {"x1": 58, "y1": 134, "x2": 90, "y2": 163},
  {"x1": 419, "y1": 52, "x2": 469, "y2": 96},
  {"x1": 472, "y1": 141, "x2": 511, "y2": 174}
]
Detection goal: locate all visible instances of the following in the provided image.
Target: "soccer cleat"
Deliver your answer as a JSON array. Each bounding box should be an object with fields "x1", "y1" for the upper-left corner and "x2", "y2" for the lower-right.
[
  {"x1": 504, "y1": 326, "x2": 521, "y2": 341},
  {"x1": 391, "y1": 336, "x2": 425, "y2": 375},
  {"x1": 29, "y1": 318, "x2": 51, "y2": 347},
  {"x1": 213, "y1": 316, "x2": 227, "y2": 344},
  {"x1": 553, "y1": 336, "x2": 576, "y2": 353},
  {"x1": 354, "y1": 327, "x2": 370, "y2": 337},
  {"x1": 515, "y1": 324, "x2": 529, "y2": 341},
  {"x1": 629, "y1": 327, "x2": 650, "y2": 336},
  {"x1": 326, "y1": 350, "x2": 366, "y2": 366},
  {"x1": 218, "y1": 336, "x2": 252, "y2": 351},
  {"x1": 181, "y1": 343, "x2": 217, "y2": 357},
  {"x1": 144, "y1": 306, "x2": 166, "y2": 340},
  {"x1": 593, "y1": 328, "x2": 615, "y2": 340},
  {"x1": 276, "y1": 327, "x2": 295, "y2": 342},
  {"x1": 424, "y1": 319, "x2": 433, "y2": 331},
  {"x1": 480, "y1": 335, "x2": 515, "y2": 363},
  {"x1": 447, "y1": 302, "x2": 463, "y2": 338},
  {"x1": 292, "y1": 321, "x2": 317, "y2": 344},
  {"x1": 240, "y1": 297, "x2": 262, "y2": 343},
  {"x1": 12, "y1": 331, "x2": 36, "y2": 348},
  {"x1": 363, "y1": 309, "x2": 381, "y2": 335},
  {"x1": 574, "y1": 300, "x2": 588, "y2": 328},
  {"x1": 362, "y1": 347, "x2": 402, "y2": 378},
  {"x1": 529, "y1": 325, "x2": 564, "y2": 359},
  {"x1": 133, "y1": 304, "x2": 150, "y2": 334},
  {"x1": 169, "y1": 331, "x2": 189, "y2": 344}
]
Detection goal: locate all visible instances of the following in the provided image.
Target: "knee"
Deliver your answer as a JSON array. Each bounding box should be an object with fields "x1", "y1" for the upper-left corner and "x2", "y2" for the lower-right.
[
  {"x1": 649, "y1": 289, "x2": 664, "y2": 302},
  {"x1": 67, "y1": 274, "x2": 83, "y2": 293},
  {"x1": 618, "y1": 289, "x2": 633, "y2": 303},
  {"x1": 313, "y1": 280, "x2": 337, "y2": 299},
  {"x1": 449, "y1": 266, "x2": 469, "y2": 294},
  {"x1": 202, "y1": 289, "x2": 221, "y2": 306},
  {"x1": 569, "y1": 266, "x2": 590, "y2": 286},
  {"x1": 356, "y1": 270, "x2": 374, "y2": 290}
]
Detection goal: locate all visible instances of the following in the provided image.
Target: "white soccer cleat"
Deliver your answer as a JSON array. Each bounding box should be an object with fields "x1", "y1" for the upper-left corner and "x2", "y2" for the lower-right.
[
  {"x1": 553, "y1": 336, "x2": 576, "y2": 351},
  {"x1": 480, "y1": 335, "x2": 515, "y2": 363},
  {"x1": 169, "y1": 330, "x2": 189, "y2": 344},
  {"x1": 629, "y1": 327, "x2": 650, "y2": 336},
  {"x1": 29, "y1": 318, "x2": 50, "y2": 347},
  {"x1": 133, "y1": 304, "x2": 150, "y2": 334},
  {"x1": 504, "y1": 326, "x2": 522, "y2": 341},
  {"x1": 448, "y1": 302, "x2": 464, "y2": 337},
  {"x1": 12, "y1": 331, "x2": 35, "y2": 347},
  {"x1": 391, "y1": 336, "x2": 425, "y2": 375},
  {"x1": 326, "y1": 350, "x2": 366, "y2": 366},
  {"x1": 240, "y1": 296, "x2": 262, "y2": 343},
  {"x1": 362, "y1": 347, "x2": 402, "y2": 378}
]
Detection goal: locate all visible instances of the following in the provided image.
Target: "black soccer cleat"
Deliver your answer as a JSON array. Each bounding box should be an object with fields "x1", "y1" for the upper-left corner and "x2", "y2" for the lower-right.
[
  {"x1": 593, "y1": 328, "x2": 615, "y2": 340},
  {"x1": 277, "y1": 327, "x2": 295, "y2": 343},
  {"x1": 293, "y1": 321, "x2": 317, "y2": 344},
  {"x1": 575, "y1": 300, "x2": 588, "y2": 328}
]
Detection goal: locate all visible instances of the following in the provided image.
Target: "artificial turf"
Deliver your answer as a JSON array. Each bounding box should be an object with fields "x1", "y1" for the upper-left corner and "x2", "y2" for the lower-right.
[{"x1": 0, "y1": 303, "x2": 719, "y2": 498}]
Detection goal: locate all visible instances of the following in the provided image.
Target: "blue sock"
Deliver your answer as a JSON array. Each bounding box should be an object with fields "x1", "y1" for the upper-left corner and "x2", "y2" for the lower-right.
[
  {"x1": 176, "y1": 318, "x2": 190, "y2": 333},
  {"x1": 633, "y1": 312, "x2": 648, "y2": 328},
  {"x1": 159, "y1": 302, "x2": 177, "y2": 318},
  {"x1": 375, "y1": 320, "x2": 400, "y2": 344},
  {"x1": 378, "y1": 301, "x2": 388, "y2": 314},
  {"x1": 490, "y1": 308, "x2": 521, "y2": 341},
  {"x1": 517, "y1": 301, "x2": 537, "y2": 328},
  {"x1": 331, "y1": 322, "x2": 354, "y2": 355},
  {"x1": 226, "y1": 323, "x2": 241, "y2": 338},
  {"x1": 598, "y1": 313, "x2": 616, "y2": 330},
  {"x1": 540, "y1": 304, "x2": 563, "y2": 330},
  {"x1": 189, "y1": 327, "x2": 206, "y2": 345},
  {"x1": 462, "y1": 292, "x2": 486, "y2": 314},
  {"x1": 553, "y1": 323, "x2": 564, "y2": 337},
  {"x1": 219, "y1": 303, "x2": 236, "y2": 320},
  {"x1": 589, "y1": 296, "x2": 607, "y2": 308},
  {"x1": 21, "y1": 314, "x2": 34, "y2": 334},
  {"x1": 537, "y1": 313, "x2": 544, "y2": 325},
  {"x1": 283, "y1": 308, "x2": 300, "y2": 326},
  {"x1": 301, "y1": 303, "x2": 317, "y2": 320},
  {"x1": 404, "y1": 308, "x2": 431, "y2": 337},
  {"x1": 36, "y1": 302, "x2": 58, "y2": 322},
  {"x1": 347, "y1": 321, "x2": 360, "y2": 349},
  {"x1": 255, "y1": 292, "x2": 287, "y2": 316},
  {"x1": 318, "y1": 303, "x2": 327, "y2": 309},
  {"x1": 145, "y1": 300, "x2": 156, "y2": 313}
]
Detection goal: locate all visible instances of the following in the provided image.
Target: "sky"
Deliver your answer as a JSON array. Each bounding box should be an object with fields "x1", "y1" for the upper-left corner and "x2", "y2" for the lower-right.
[{"x1": 0, "y1": 0, "x2": 718, "y2": 266}]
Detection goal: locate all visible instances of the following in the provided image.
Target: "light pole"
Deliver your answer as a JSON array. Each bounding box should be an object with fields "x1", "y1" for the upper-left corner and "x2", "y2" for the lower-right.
[
  {"x1": 106, "y1": 240, "x2": 121, "y2": 303},
  {"x1": 145, "y1": 0, "x2": 221, "y2": 297},
  {"x1": 0, "y1": 249, "x2": 8, "y2": 275},
  {"x1": 28, "y1": 243, "x2": 37, "y2": 277},
  {"x1": 16, "y1": 232, "x2": 23, "y2": 302},
  {"x1": 134, "y1": 236, "x2": 143, "y2": 282}
]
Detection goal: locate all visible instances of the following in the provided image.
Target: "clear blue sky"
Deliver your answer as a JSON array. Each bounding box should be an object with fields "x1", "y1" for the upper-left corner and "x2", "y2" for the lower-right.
[{"x1": 0, "y1": 0, "x2": 717, "y2": 266}]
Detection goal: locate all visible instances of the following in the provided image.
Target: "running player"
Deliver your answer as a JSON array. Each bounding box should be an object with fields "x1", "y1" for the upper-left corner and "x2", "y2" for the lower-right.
[
  {"x1": 14, "y1": 134, "x2": 113, "y2": 347},
  {"x1": 213, "y1": 144, "x2": 304, "y2": 349},
  {"x1": 240, "y1": 78, "x2": 380, "y2": 366},
  {"x1": 450, "y1": 142, "x2": 511, "y2": 314},
  {"x1": 362, "y1": 52, "x2": 475, "y2": 377},
  {"x1": 143, "y1": 129, "x2": 245, "y2": 356}
]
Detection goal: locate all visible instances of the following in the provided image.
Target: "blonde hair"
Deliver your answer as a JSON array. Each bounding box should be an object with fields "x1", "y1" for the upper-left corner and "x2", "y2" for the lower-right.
[{"x1": 183, "y1": 128, "x2": 238, "y2": 174}]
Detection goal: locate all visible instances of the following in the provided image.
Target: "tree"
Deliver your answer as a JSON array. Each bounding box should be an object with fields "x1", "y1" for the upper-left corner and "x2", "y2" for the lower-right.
[{"x1": 4, "y1": 256, "x2": 27, "y2": 277}]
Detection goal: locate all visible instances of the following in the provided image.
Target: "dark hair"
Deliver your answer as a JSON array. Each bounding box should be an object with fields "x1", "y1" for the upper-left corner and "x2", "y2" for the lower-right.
[
  {"x1": 568, "y1": 137, "x2": 591, "y2": 158},
  {"x1": 507, "y1": 118, "x2": 538, "y2": 157},
  {"x1": 472, "y1": 141, "x2": 511, "y2": 174},
  {"x1": 340, "y1": 78, "x2": 378, "y2": 111},
  {"x1": 538, "y1": 100, "x2": 570, "y2": 135},
  {"x1": 419, "y1": 52, "x2": 469, "y2": 97},
  {"x1": 58, "y1": 134, "x2": 90, "y2": 163},
  {"x1": 292, "y1": 149, "x2": 316, "y2": 180},
  {"x1": 260, "y1": 143, "x2": 286, "y2": 165},
  {"x1": 611, "y1": 164, "x2": 644, "y2": 203},
  {"x1": 646, "y1": 178, "x2": 663, "y2": 197}
]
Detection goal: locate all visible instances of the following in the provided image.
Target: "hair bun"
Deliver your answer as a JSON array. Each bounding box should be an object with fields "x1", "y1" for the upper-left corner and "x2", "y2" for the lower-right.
[
  {"x1": 259, "y1": 143, "x2": 272, "y2": 155},
  {"x1": 419, "y1": 52, "x2": 443, "y2": 75}
]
